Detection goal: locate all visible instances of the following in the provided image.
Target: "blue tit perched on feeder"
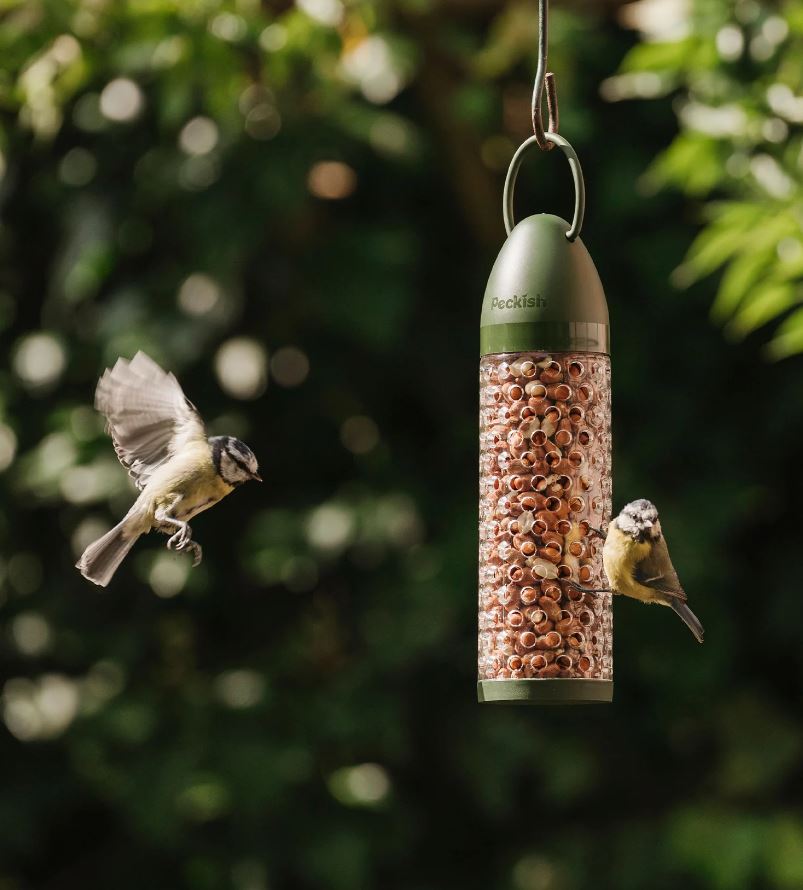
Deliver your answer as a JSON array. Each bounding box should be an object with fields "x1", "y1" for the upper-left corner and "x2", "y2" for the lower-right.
[{"x1": 603, "y1": 499, "x2": 704, "y2": 644}]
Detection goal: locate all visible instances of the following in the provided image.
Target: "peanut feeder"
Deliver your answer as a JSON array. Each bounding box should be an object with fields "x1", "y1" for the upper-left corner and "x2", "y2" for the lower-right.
[{"x1": 477, "y1": 92, "x2": 613, "y2": 703}]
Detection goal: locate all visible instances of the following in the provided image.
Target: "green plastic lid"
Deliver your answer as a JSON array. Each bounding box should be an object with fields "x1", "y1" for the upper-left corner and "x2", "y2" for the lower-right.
[{"x1": 481, "y1": 213, "x2": 609, "y2": 356}]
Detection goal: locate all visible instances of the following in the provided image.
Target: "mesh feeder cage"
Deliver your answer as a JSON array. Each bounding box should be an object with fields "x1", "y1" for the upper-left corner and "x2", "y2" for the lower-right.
[{"x1": 477, "y1": 131, "x2": 613, "y2": 705}]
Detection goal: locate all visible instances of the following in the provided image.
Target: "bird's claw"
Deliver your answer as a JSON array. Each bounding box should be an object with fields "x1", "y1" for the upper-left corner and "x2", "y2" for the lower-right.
[
  {"x1": 185, "y1": 541, "x2": 203, "y2": 567},
  {"x1": 167, "y1": 525, "x2": 192, "y2": 551},
  {"x1": 566, "y1": 581, "x2": 612, "y2": 596},
  {"x1": 166, "y1": 531, "x2": 202, "y2": 566}
]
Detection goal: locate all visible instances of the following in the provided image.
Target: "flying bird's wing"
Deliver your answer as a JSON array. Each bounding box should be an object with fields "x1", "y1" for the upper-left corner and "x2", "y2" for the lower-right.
[
  {"x1": 95, "y1": 351, "x2": 207, "y2": 490},
  {"x1": 633, "y1": 535, "x2": 687, "y2": 602}
]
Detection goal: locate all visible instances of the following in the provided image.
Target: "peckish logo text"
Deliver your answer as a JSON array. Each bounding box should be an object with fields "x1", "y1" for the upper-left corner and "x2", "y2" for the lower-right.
[{"x1": 490, "y1": 294, "x2": 547, "y2": 310}]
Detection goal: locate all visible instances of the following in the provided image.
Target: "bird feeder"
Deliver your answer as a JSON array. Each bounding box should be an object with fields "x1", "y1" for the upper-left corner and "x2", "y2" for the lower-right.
[{"x1": 477, "y1": 0, "x2": 612, "y2": 705}]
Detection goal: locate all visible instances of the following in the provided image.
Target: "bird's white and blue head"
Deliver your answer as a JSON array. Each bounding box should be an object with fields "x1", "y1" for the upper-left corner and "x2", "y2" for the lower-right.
[
  {"x1": 617, "y1": 498, "x2": 661, "y2": 543},
  {"x1": 210, "y1": 436, "x2": 262, "y2": 486}
]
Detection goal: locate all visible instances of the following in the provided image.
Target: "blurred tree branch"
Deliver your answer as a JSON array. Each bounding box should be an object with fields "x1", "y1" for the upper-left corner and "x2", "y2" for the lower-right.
[{"x1": 400, "y1": 6, "x2": 504, "y2": 247}]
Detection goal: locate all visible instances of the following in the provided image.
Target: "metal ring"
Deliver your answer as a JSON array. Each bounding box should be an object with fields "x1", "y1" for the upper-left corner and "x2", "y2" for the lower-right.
[{"x1": 503, "y1": 132, "x2": 585, "y2": 242}]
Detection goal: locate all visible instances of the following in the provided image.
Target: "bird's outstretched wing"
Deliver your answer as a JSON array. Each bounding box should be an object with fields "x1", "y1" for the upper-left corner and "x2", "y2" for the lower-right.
[
  {"x1": 633, "y1": 535, "x2": 687, "y2": 602},
  {"x1": 95, "y1": 352, "x2": 206, "y2": 490}
]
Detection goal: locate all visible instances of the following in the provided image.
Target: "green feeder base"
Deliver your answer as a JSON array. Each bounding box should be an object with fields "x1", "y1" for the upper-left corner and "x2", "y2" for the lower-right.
[{"x1": 477, "y1": 679, "x2": 613, "y2": 705}]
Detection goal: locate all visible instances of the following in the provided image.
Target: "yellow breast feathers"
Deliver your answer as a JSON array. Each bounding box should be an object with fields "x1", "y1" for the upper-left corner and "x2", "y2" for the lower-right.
[{"x1": 603, "y1": 526, "x2": 658, "y2": 603}]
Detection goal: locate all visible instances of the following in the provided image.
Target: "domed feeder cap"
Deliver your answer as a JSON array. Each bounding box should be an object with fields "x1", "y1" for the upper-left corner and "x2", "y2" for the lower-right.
[{"x1": 481, "y1": 213, "x2": 609, "y2": 357}]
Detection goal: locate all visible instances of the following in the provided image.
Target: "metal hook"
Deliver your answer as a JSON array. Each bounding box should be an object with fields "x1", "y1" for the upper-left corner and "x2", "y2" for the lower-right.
[{"x1": 532, "y1": 0, "x2": 559, "y2": 151}]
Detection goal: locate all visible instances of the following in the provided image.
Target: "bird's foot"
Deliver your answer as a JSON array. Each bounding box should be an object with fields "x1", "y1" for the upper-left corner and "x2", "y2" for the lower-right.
[
  {"x1": 566, "y1": 581, "x2": 612, "y2": 596},
  {"x1": 184, "y1": 540, "x2": 203, "y2": 567},
  {"x1": 167, "y1": 523, "x2": 192, "y2": 552}
]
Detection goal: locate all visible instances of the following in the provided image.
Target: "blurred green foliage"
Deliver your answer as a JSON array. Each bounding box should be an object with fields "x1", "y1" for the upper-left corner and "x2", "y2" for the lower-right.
[
  {"x1": 0, "y1": 1, "x2": 802, "y2": 889},
  {"x1": 616, "y1": 0, "x2": 803, "y2": 357}
]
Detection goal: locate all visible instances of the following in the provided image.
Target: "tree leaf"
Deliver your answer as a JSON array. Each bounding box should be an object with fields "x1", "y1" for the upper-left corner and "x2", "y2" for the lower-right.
[
  {"x1": 620, "y1": 38, "x2": 697, "y2": 74},
  {"x1": 647, "y1": 133, "x2": 728, "y2": 197},
  {"x1": 725, "y1": 282, "x2": 798, "y2": 339},
  {"x1": 766, "y1": 307, "x2": 803, "y2": 360},
  {"x1": 711, "y1": 247, "x2": 776, "y2": 322}
]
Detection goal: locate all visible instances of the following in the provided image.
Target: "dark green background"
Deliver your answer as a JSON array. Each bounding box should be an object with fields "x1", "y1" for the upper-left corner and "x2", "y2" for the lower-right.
[{"x1": 0, "y1": 1, "x2": 802, "y2": 888}]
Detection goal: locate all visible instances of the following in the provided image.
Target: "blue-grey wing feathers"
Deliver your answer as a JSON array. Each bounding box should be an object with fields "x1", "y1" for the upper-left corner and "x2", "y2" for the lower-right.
[{"x1": 633, "y1": 536, "x2": 687, "y2": 602}]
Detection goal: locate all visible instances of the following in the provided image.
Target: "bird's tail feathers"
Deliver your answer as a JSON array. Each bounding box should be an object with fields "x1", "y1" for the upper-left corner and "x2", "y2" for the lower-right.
[
  {"x1": 76, "y1": 516, "x2": 143, "y2": 587},
  {"x1": 671, "y1": 599, "x2": 704, "y2": 644}
]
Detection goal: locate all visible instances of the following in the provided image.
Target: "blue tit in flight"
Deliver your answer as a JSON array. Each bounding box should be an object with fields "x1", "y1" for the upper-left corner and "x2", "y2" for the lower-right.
[
  {"x1": 601, "y1": 499, "x2": 704, "y2": 643},
  {"x1": 76, "y1": 351, "x2": 261, "y2": 587}
]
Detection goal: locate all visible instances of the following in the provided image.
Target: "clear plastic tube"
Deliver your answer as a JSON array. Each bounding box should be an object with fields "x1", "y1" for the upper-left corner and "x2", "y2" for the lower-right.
[{"x1": 478, "y1": 352, "x2": 612, "y2": 682}]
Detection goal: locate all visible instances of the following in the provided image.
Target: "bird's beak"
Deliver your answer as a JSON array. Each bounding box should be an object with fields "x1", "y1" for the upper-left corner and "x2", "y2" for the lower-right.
[{"x1": 252, "y1": 473, "x2": 263, "y2": 482}]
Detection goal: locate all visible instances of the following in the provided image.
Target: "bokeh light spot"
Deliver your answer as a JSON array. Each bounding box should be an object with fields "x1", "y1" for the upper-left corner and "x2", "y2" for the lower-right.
[
  {"x1": 179, "y1": 116, "x2": 219, "y2": 156},
  {"x1": 3, "y1": 675, "x2": 79, "y2": 741},
  {"x1": 269, "y1": 346, "x2": 309, "y2": 387},
  {"x1": 215, "y1": 339, "x2": 267, "y2": 400},
  {"x1": 512, "y1": 854, "x2": 560, "y2": 890},
  {"x1": 59, "y1": 147, "x2": 97, "y2": 186},
  {"x1": 179, "y1": 155, "x2": 220, "y2": 191},
  {"x1": 716, "y1": 24, "x2": 744, "y2": 60},
  {"x1": 70, "y1": 406, "x2": 101, "y2": 442},
  {"x1": 99, "y1": 78, "x2": 144, "y2": 122},
  {"x1": 13, "y1": 333, "x2": 66, "y2": 390},
  {"x1": 306, "y1": 503, "x2": 355, "y2": 552},
  {"x1": 369, "y1": 115, "x2": 416, "y2": 158},
  {"x1": 340, "y1": 416, "x2": 379, "y2": 455},
  {"x1": 82, "y1": 660, "x2": 126, "y2": 714},
  {"x1": 307, "y1": 161, "x2": 356, "y2": 200},
  {"x1": 341, "y1": 36, "x2": 405, "y2": 103},
  {"x1": 378, "y1": 494, "x2": 423, "y2": 547},
  {"x1": 177, "y1": 779, "x2": 231, "y2": 822},
  {"x1": 245, "y1": 105, "x2": 281, "y2": 140},
  {"x1": 296, "y1": 0, "x2": 343, "y2": 27},
  {"x1": 0, "y1": 424, "x2": 18, "y2": 472},
  {"x1": 11, "y1": 612, "x2": 52, "y2": 656},
  {"x1": 209, "y1": 13, "x2": 247, "y2": 42},
  {"x1": 178, "y1": 273, "x2": 222, "y2": 316},
  {"x1": 328, "y1": 763, "x2": 391, "y2": 807},
  {"x1": 259, "y1": 23, "x2": 287, "y2": 51},
  {"x1": 231, "y1": 860, "x2": 269, "y2": 890},
  {"x1": 214, "y1": 670, "x2": 265, "y2": 709},
  {"x1": 149, "y1": 552, "x2": 189, "y2": 598},
  {"x1": 60, "y1": 462, "x2": 121, "y2": 504},
  {"x1": 72, "y1": 93, "x2": 105, "y2": 132}
]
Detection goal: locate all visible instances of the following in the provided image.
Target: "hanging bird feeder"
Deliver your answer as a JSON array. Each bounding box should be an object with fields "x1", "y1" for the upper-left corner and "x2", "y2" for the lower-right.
[{"x1": 478, "y1": 0, "x2": 612, "y2": 705}]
